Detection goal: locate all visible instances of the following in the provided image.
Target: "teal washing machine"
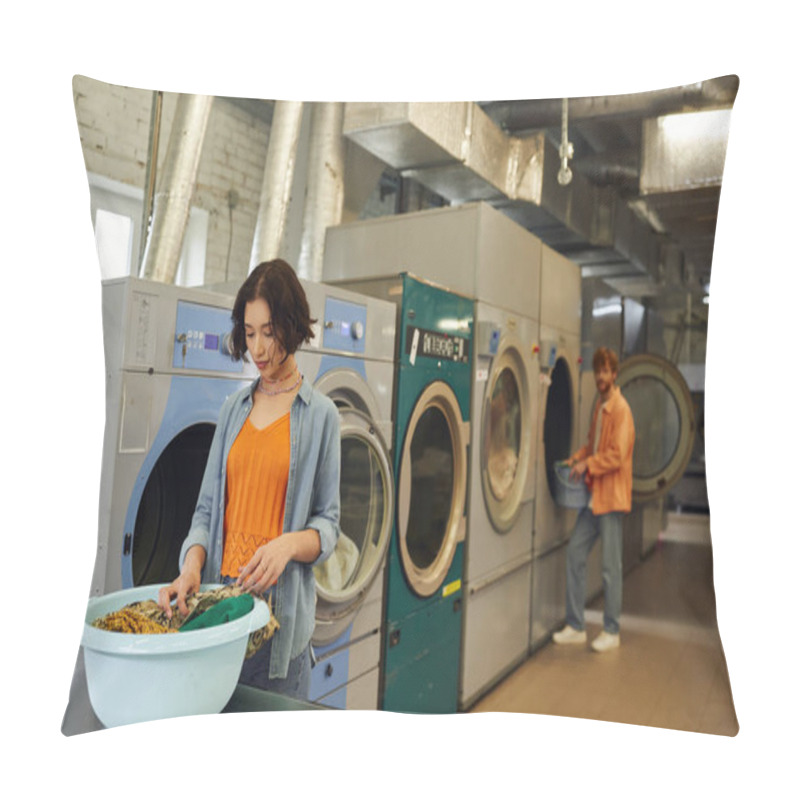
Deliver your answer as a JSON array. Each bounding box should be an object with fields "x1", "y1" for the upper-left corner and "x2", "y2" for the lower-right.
[{"x1": 328, "y1": 273, "x2": 473, "y2": 714}]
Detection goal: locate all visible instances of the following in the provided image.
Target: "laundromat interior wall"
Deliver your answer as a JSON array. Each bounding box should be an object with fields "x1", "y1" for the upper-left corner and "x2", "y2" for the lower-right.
[
  {"x1": 75, "y1": 75, "x2": 710, "y2": 380},
  {"x1": 76, "y1": 76, "x2": 712, "y2": 516},
  {"x1": 75, "y1": 77, "x2": 269, "y2": 286},
  {"x1": 74, "y1": 77, "x2": 446, "y2": 290}
]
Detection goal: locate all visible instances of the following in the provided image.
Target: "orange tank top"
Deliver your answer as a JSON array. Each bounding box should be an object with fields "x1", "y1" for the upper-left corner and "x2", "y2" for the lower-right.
[{"x1": 220, "y1": 412, "x2": 290, "y2": 579}]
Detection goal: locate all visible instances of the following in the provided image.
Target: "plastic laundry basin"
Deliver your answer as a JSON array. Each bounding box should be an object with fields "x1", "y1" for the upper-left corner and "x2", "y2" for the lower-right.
[
  {"x1": 552, "y1": 461, "x2": 590, "y2": 509},
  {"x1": 81, "y1": 583, "x2": 270, "y2": 729}
]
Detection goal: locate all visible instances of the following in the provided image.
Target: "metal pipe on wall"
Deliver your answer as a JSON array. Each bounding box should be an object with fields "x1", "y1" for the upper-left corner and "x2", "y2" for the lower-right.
[
  {"x1": 138, "y1": 90, "x2": 163, "y2": 272},
  {"x1": 297, "y1": 102, "x2": 345, "y2": 281},
  {"x1": 139, "y1": 93, "x2": 214, "y2": 284},
  {"x1": 249, "y1": 100, "x2": 304, "y2": 271}
]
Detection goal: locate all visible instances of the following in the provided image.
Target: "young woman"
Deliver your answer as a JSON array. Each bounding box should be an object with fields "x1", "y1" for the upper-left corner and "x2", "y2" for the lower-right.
[{"x1": 158, "y1": 259, "x2": 341, "y2": 699}]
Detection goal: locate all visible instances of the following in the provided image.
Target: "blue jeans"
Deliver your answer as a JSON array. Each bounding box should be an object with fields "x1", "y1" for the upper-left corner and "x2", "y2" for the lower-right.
[
  {"x1": 238, "y1": 636, "x2": 313, "y2": 701},
  {"x1": 219, "y1": 576, "x2": 313, "y2": 701},
  {"x1": 565, "y1": 508, "x2": 624, "y2": 635}
]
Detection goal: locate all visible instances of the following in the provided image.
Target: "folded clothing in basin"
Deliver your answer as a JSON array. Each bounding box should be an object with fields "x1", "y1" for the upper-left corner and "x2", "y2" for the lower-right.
[{"x1": 179, "y1": 594, "x2": 255, "y2": 631}]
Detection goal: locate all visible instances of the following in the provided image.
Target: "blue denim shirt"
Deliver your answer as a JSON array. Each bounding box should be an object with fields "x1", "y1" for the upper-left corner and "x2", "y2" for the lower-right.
[{"x1": 179, "y1": 376, "x2": 341, "y2": 679}]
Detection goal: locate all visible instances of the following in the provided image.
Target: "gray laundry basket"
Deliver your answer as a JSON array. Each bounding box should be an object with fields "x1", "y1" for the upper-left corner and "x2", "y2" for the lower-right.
[{"x1": 552, "y1": 461, "x2": 590, "y2": 509}]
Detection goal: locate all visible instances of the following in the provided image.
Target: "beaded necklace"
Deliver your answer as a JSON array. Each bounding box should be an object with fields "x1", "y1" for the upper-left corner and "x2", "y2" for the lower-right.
[{"x1": 256, "y1": 365, "x2": 302, "y2": 396}]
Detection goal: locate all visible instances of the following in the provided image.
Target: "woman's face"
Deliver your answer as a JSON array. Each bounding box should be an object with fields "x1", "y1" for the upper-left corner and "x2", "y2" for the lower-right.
[{"x1": 244, "y1": 297, "x2": 290, "y2": 380}]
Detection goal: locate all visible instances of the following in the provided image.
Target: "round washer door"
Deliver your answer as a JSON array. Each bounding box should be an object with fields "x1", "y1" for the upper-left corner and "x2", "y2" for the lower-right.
[
  {"x1": 397, "y1": 380, "x2": 469, "y2": 598},
  {"x1": 130, "y1": 423, "x2": 215, "y2": 587},
  {"x1": 543, "y1": 355, "x2": 576, "y2": 501},
  {"x1": 314, "y1": 368, "x2": 380, "y2": 419},
  {"x1": 313, "y1": 407, "x2": 394, "y2": 645},
  {"x1": 616, "y1": 354, "x2": 696, "y2": 503},
  {"x1": 480, "y1": 335, "x2": 532, "y2": 532}
]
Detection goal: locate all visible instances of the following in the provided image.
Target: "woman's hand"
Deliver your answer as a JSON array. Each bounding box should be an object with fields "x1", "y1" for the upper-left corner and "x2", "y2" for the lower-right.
[
  {"x1": 157, "y1": 545, "x2": 205, "y2": 618},
  {"x1": 237, "y1": 536, "x2": 296, "y2": 594}
]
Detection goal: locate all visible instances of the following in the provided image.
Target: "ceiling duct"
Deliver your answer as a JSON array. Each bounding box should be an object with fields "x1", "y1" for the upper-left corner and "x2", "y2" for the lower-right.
[
  {"x1": 478, "y1": 76, "x2": 739, "y2": 132},
  {"x1": 343, "y1": 101, "x2": 661, "y2": 283},
  {"x1": 640, "y1": 108, "x2": 731, "y2": 195}
]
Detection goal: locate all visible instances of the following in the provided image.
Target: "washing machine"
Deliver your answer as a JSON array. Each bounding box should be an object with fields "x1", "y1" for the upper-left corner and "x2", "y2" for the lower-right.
[
  {"x1": 460, "y1": 301, "x2": 539, "y2": 707},
  {"x1": 320, "y1": 203, "x2": 543, "y2": 707},
  {"x1": 295, "y1": 278, "x2": 397, "y2": 711},
  {"x1": 90, "y1": 277, "x2": 257, "y2": 596},
  {"x1": 204, "y1": 273, "x2": 397, "y2": 709},
  {"x1": 323, "y1": 271, "x2": 473, "y2": 714},
  {"x1": 529, "y1": 243, "x2": 586, "y2": 650},
  {"x1": 578, "y1": 353, "x2": 697, "y2": 566}
]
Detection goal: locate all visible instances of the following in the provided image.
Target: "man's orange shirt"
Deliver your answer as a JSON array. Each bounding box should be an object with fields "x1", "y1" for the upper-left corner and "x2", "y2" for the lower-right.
[{"x1": 572, "y1": 385, "x2": 635, "y2": 515}]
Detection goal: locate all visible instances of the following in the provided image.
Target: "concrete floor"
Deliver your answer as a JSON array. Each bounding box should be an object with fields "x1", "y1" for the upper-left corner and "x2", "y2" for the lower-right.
[{"x1": 469, "y1": 513, "x2": 738, "y2": 736}]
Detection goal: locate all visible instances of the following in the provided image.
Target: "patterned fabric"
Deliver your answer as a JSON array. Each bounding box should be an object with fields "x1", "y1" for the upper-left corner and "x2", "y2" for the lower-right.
[{"x1": 221, "y1": 413, "x2": 290, "y2": 578}]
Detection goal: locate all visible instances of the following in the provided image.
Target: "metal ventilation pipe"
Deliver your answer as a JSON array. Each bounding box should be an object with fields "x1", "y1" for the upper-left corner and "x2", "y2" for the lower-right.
[
  {"x1": 479, "y1": 75, "x2": 740, "y2": 131},
  {"x1": 297, "y1": 102, "x2": 345, "y2": 281},
  {"x1": 249, "y1": 100, "x2": 304, "y2": 271},
  {"x1": 139, "y1": 93, "x2": 214, "y2": 284}
]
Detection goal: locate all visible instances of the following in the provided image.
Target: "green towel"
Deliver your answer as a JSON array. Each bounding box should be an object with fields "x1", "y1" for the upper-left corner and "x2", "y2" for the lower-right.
[{"x1": 179, "y1": 594, "x2": 255, "y2": 632}]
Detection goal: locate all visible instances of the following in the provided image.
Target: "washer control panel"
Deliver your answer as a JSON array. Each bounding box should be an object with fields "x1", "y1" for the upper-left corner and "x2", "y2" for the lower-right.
[
  {"x1": 322, "y1": 296, "x2": 367, "y2": 354},
  {"x1": 476, "y1": 320, "x2": 501, "y2": 358},
  {"x1": 173, "y1": 300, "x2": 244, "y2": 373}
]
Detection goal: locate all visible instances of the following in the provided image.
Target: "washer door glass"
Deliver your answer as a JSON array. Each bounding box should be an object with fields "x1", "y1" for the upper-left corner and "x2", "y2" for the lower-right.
[
  {"x1": 616, "y1": 354, "x2": 696, "y2": 502},
  {"x1": 132, "y1": 423, "x2": 215, "y2": 586},
  {"x1": 543, "y1": 356, "x2": 574, "y2": 500},
  {"x1": 481, "y1": 341, "x2": 531, "y2": 532},
  {"x1": 398, "y1": 381, "x2": 468, "y2": 597},
  {"x1": 314, "y1": 408, "x2": 393, "y2": 643}
]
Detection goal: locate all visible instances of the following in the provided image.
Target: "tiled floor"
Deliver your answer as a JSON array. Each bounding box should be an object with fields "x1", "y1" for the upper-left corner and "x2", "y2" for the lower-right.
[{"x1": 469, "y1": 513, "x2": 739, "y2": 737}]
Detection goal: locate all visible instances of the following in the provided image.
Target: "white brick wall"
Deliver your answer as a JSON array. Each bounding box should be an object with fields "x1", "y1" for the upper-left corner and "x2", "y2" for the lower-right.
[{"x1": 72, "y1": 75, "x2": 270, "y2": 285}]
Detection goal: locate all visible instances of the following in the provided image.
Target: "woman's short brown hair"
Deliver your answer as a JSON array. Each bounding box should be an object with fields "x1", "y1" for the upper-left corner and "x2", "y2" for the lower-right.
[
  {"x1": 230, "y1": 259, "x2": 316, "y2": 363},
  {"x1": 592, "y1": 346, "x2": 619, "y2": 374}
]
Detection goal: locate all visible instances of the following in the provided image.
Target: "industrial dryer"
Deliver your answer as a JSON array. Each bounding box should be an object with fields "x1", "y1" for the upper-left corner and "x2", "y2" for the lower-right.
[
  {"x1": 530, "y1": 244, "x2": 586, "y2": 651},
  {"x1": 577, "y1": 352, "x2": 697, "y2": 570},
  {"x1": 91, "y1": 277, "x2": 257, "y2": 596},
  {"x1": 205, "y1": 273, "x2": 398, "y2": 710},
  {"x1": 324, "y1": 271, "x2": 473, "y2": 714},
  {"x1": 323, "y1": 203, "x2": 542, "y2": 708},
  {"x1": 296, "y1": 278, "x2": 396, "y2": 711}
]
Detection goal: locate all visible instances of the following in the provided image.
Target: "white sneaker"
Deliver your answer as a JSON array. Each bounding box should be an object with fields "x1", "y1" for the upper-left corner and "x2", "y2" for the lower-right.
[
  {"x1": 591, "y1": 631, "x2": 620, "y2": 652},
  {"x1": 552, "y1": 625, "x2": 587, "y2": 645}
]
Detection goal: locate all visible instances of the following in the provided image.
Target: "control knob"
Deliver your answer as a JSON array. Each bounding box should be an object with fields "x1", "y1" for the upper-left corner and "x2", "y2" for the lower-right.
[{"x1": 221, "y1": 331, "x2": 235, "y2": 355}]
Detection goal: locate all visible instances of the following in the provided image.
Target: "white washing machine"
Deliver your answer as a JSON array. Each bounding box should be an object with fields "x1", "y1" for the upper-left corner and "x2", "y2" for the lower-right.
[
  {"x1": 578, "y1": 353, "x2": 697, "y2": 568},
  {"x1": 91, "y1": 277, "x2": 257, "y2": 596},
  {"x1": 530, "y1": 243, "x2": 586, "y2": 650},
  {"x1": 297, "y1": 278, "x2": 396, "y2": 711},
  {"x1": 204, "y1": 273, "x2": 397, "y2": 710},
  {"x1": 461, "y1": 301, "x2": 539, "y2": 708},
  {"x1": 323, "y1": 202, "x2": 543, "y2": 708}
]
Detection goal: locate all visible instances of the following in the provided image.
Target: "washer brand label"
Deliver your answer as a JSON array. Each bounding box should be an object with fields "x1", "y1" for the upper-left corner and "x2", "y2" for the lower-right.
[
  {"x1": 442, "y1": 579, "x2": 461, "y2": 598},
  {"x1": 405, "y1": 326, "x2": 470, "y2": 364}
]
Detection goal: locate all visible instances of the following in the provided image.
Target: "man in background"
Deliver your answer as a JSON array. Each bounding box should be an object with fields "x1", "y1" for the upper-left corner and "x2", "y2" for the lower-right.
[{"x1": 552, "y1": 347, "x2": 635, "y2": 653}]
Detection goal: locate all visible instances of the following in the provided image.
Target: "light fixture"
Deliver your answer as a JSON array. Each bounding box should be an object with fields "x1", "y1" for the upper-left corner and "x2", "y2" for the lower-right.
[{"x1": 557, "y1": 98, "x2": 574, "y2": 186}]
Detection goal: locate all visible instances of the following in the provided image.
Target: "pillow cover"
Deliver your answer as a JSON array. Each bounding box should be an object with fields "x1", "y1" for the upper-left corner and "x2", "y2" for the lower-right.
[{"x1": 62, "y1": 74, "x2": 737, "y2": 739}]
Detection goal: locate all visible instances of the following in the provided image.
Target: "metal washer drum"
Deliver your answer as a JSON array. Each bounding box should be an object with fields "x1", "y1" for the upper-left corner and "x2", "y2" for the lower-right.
[
  {"x1": 396, "y1": 379, "x2": 470, "y2": 599},
  {"x1": 312, "y1": 404, "x2": 394, "y2": 645}
]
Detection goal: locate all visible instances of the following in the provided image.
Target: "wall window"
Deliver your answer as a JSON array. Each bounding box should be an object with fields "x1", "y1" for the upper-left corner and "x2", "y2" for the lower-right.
[
  {"x1": 94, "y1": 208, "x2": 134, "y2": 280},
  {"x1": 87, "y1": 173, "x2": 208, "y2": 286}
]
